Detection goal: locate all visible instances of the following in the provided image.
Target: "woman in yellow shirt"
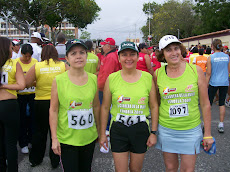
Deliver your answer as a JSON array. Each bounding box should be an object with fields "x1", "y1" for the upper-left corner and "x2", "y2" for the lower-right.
[
  {"x1": 26, "y1": 45, "x2": 66, "y2": 168},
  {"x1": 0, "y1": 37, "x2": 25, "y2": 172}
]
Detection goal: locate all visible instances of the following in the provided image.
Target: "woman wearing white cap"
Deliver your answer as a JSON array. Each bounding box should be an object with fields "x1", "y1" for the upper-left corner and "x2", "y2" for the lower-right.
[
  {"x1": 154, "y1": 35, "x2": 214, "y2": 171},
  {"x1": 100, "y1": 41, "x2": 158, "y2": 172}
]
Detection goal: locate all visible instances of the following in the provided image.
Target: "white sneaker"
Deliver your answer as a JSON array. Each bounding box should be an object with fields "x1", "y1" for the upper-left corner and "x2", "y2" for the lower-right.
[
  {"x1": 21, "y1": 146, "x2": 29, "y2": 154},
  {"x1": 225, "y1": 99, "x2": 230, "y2": 108}
]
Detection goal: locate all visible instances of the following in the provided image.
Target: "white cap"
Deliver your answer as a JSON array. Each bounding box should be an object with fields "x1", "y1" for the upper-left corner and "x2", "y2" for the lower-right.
[
  {"x1": 159, "y1": 35, "x2": 181, "y2": 50},
  {"x1": 31, "y1": 32, "x2": 43, "y2": 42},
  {"x1": 12, "y1": 39, "x2": 20, "y2": 45}
]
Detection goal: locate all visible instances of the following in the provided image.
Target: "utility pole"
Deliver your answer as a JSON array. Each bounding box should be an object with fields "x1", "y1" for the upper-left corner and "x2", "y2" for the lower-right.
[
  {"x1": 177, "y1": 29, "x2": 180, "y2": 39},
  {"x1": 135, "y1": 24, "x2": 136, "y2": 43},
  {"x1": 148, "y1": 2, "x2": 151, "y2": 46},
  {"x1": 25, "y1": 20, "x2": 34, "y2": 41},
  {"x1": 2, "y1": 12, "x2": 10, "y2": 38}
]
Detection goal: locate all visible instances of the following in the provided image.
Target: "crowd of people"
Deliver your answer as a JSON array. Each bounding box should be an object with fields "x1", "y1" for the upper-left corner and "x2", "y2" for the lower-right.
[{"x1": 0, "y1": 32, "x2": 229, "y2": 172}]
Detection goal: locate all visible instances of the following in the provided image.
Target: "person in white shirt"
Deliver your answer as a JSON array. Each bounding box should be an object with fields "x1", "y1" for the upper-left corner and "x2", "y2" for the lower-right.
[
  {"x1": 55, "y1": 32, "x2": 66, "y2": 61},
  {"x1": 17, "y1": 32, "x2": 43, "y2": 62},
  {"x1": 12, "y1": 39, "x2": 21, "y2": 59}
]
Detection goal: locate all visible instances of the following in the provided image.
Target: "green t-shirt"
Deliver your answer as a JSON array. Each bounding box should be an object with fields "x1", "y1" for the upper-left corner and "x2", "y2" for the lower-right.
[
  {"x1": 56, "y1": 71, "x2": 98, "y2": 146},
  {"x1": 84, "y1": 52, "x2": 98, "y2": 74},
  {"x1": 109, "y1": 70, "x2": 152, "y2": 127},
  {"x1": 156, "y1": 63, "x2": 201, "y2": 130}
]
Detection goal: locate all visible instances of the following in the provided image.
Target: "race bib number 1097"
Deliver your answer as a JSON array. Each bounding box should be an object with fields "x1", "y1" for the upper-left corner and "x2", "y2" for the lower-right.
[
  {"x1": 68, "y1": 109, "x2": 94, "y2": 130},
  {"x1": 169, "y1": 104, "x2": 189, "y2": 118}
]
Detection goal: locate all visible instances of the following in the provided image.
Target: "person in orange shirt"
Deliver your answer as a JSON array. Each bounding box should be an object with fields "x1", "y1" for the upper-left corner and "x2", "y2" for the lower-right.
[{"x1": 193, "y1": 48, "x2": 208, "y2": 74}]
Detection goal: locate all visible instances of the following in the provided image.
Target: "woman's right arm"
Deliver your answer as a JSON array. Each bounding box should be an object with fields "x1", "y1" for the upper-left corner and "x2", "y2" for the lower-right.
[
  {"x1": 49, "y1": 79, "x2": 61, "y2": 155},
  {"x1": 99, "y1": 77, "x2": 112, "y2": 150}
]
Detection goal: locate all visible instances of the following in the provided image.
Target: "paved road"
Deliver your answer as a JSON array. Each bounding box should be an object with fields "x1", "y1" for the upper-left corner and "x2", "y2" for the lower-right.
[{"x1": 18, "y1": 103, "x2": 230, "y2": 172}]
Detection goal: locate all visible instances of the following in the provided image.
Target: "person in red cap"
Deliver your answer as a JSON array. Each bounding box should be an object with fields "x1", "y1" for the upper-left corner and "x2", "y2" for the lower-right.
[
  {"x1": 98, "y1": 38, "x2": 120, "y2": 133},
  {"x1": 12, "y1": 39, "x2": 21, "y2": 59}
]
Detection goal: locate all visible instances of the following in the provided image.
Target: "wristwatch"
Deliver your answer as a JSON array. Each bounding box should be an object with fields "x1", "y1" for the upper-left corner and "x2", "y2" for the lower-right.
[{"x1": 151, "y1": 131, "x2": 157, "y2": 135}]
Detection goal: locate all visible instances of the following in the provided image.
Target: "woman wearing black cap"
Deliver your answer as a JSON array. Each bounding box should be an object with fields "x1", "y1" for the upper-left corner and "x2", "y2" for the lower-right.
[
  {"x1": 137, "y1": 43, "x2": 154, "y2": 75},
  {"x1": 100, "y1": 41, "x2": 158, "y2": 172},
  {"x1": 49, "y1": 40, "x2": 100, "y2": 172}
]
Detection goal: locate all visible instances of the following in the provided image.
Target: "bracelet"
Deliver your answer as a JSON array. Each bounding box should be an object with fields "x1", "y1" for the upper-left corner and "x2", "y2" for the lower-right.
[{"x1": 203, "y1": 136, "x2": 213, "y2": 139}]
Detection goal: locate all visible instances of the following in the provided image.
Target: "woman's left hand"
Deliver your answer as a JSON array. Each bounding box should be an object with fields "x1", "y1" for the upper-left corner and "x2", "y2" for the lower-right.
[
  {"x1": 203, "y1": 138, "x2": 214, "y2": 151},
  {"x1": 147, "y1": 134, "x2": 157, "y2": 147}
]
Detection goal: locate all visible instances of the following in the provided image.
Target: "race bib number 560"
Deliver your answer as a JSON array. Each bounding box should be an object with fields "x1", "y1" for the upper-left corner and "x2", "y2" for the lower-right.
[
  {"x1": 68, "y1": 109, "x2": 94, "y2": 130},
  {"x1": 169, "y1": 104, "x2": 189, "y2": 118},
  {"x1": 116, "y1": 113, "x2": 146, "y2": 127}
]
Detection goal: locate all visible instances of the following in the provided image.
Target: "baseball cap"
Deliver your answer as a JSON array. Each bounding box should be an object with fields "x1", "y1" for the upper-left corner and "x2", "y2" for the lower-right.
[
  {"x1": 12, "y1": 39, "x2": 20, "y2": 46},
  {"x1": 159, "y1": 35, "x2": 181, "y2": 50},
  {"x1": 66, "y1": 39, "x2": 88, "y2": 54},
  {"x1": 118, "y1": 41, "x2": 139, "y2": 54},
  {"x1": 100, "y1": 38, "x2": 115, "y2": 46},
  {"x1": 148, "y1": 46, "x2": 153, "y2": 50},
  {"x1": 223, "y1": 45, "x2": 228, "y2": 49},
  {"x1": 138, "y1": 43, "x2": 149, "y2": 49},
  {"x1": 31, "y1": 32, "x2": 43, "y2": 42}
]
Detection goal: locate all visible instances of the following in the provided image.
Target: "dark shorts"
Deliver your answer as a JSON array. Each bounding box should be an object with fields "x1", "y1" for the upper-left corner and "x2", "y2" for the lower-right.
[
  {"x1": 110, "y1": 121, "x2": 150, "y2": 153},
  {"x1": 208, "y1": 85, "x2": 228, "y2": 106}
]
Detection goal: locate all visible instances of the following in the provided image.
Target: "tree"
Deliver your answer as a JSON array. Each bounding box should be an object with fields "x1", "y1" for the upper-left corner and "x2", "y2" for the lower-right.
[
  {"x1": 141, "y1": 0, "x2": 197, "y2": 44},
  {"x1": 193, "y1": 0, "x2": 230, "y2": 34},
  {"x1": 80, "y1": 31, "x2": 91, "y2": 40},
  {"x1": 0, "y1": 0, "x2": 100, "y2": 43}
]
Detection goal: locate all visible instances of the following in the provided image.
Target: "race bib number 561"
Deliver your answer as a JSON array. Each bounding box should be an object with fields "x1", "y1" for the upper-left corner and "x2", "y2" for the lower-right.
[
  {"x1": 116, "y1": 113, "x2": 146, "y2": 127},
  {"x1": 68, "y1": 109, "x2": 94, "y2": 130},
  {"x1": 169, "y1": 104, "x2": 189, "y2": 118}
]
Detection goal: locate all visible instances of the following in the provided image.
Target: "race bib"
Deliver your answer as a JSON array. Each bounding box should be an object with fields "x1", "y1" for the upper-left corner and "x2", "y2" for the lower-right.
[
  {"x1": 1, "y1": 72, "x2": 8, "y2": 85},
  {"x1": 169, "y1": 104, "x2": 189, "y2": 118},
  {"x1": 116, "y1": 113, "x2": 146, "y2": 127},
  {"x1": 68, "y1": 108, "x2": 94, "y2": 130},
  {"x1": 18, "y1": 86, "x2": 35, "y2": 93}
]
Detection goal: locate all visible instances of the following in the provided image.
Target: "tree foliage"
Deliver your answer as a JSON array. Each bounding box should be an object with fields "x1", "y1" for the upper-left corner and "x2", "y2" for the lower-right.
[
  {"x1": 193, "y1": 0, "x2": 230, "y2": 34},
  {"x1": 141, "y1": 0, "x2": 230, "y2": 44},
  {"x1": 80, "y1": 31, "x2": 91, "y2": 39},
  {"x1": 0, "y1": 0, "x2": 100, "y2": 43},
  {"x1": 141, "y1": 0, "x2": 197, "y2": 44}
]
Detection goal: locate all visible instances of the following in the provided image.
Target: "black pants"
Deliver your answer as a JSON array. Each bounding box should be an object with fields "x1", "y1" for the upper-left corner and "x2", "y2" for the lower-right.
[
  {"x1": 61, "y1": 140, "x2": 96, "y2": 172},
  {"x1": 0, "y1": 99, "x2": 20, "y2": 172},
  {"x1": 29, "y1": 100, "x2": 59, "y2": 167},
  {"x1": 17, "y1": 94, "x2": 35, "y2": 148},
  {"x1": 208, "y1": 85, "x2": 228, "y2": 106}
]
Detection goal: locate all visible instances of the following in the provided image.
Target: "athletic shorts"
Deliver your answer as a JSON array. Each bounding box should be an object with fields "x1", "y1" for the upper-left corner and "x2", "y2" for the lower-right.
[
  {"x1": 110, "y1": 121, "x2": 149, "y2": 153},
  {"x1": 208, "y1": 85, "x2": 228, "y2": 106}
]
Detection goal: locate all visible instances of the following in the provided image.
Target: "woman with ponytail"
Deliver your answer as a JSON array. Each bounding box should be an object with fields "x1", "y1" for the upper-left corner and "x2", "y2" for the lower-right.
[{"x1": 206, "y1": 39, "x2": 230, "y2": 133}]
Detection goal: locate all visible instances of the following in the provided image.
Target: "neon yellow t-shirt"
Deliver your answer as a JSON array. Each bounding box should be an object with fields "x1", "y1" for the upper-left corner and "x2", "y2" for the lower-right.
[
  {"x1": 56, "y1": 71, "x2": 98, "y2": 146},
  {"x1": 84, "y1": 52, "x2": 99, "y2": 74},
  {"x1": 156, "y1": 63, "x2": 201, "y2": 130},
  {"x1": 109, "y1": 70, "x2": 152, "y2": 127}
]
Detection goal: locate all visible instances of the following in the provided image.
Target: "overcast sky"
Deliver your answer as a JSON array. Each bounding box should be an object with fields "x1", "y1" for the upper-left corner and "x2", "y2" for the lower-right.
[{"x1": 79, "y1": 0, "x2": 166, "y2": 45}]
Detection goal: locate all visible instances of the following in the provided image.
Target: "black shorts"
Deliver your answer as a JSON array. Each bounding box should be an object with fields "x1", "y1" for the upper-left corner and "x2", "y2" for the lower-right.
[
  {"x1": 110, "y1": 121, "x2": 150, "y2": 153},
  {"x1": 208, "y1": 85, "x2": 228, "y2": 106}
]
